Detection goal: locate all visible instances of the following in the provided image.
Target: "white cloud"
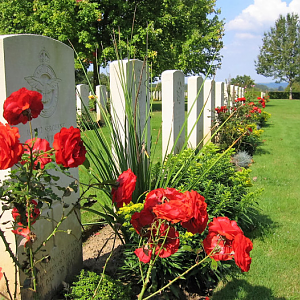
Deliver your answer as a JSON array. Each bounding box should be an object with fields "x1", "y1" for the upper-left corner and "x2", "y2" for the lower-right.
[
  {"x1": 235, "y1": 33, "x2": 260, "y2": 40},
  {"x1": 226, "y1": 0, "x2": 299, "y2": 32}
]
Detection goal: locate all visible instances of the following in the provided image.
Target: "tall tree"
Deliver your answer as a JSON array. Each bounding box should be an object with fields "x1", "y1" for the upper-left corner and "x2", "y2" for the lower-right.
[
  {"x1": 255, "y1": 13, "x2": 300, "y2": 99},
  {"x1": 230, "y1": 75, "x2": 255, "y2": 88},
  {"x1": 0, "y1": 0, "x2": 224, "y2": 87}
]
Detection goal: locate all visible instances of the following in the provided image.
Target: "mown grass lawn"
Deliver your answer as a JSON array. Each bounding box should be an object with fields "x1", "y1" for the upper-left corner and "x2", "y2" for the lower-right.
[{"x1": 212, "y1": 100, "x2": 300, "y2": 300}]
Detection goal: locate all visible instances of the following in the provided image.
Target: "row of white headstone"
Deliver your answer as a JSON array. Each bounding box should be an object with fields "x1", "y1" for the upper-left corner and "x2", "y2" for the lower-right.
[
  {"x1": 76, "y1": 59, "x2": 245, "y2": 160},
  {"x1": 0, "y1": 34, "x2": 244, "y2": 300}
]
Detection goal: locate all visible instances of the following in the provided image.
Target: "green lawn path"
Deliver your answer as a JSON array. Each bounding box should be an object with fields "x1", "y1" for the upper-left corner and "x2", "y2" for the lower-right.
[{"x1": 212, "y1": 100, "x2": 300, "y2": 300}]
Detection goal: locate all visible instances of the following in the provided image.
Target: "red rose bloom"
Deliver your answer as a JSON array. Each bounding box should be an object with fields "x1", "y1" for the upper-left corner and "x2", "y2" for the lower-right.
[
  {"x1": 203, "y1": 231, "x2": 234, "y2": 261},
  {"x1": 53, "y1": 126, "x2": 86, "y2": 168},
  {"x1": 12, "y1": 200, "x2": 40, "y2": 226},
  {"x1": 233, "y1": 233, "x2": 253, "y2": 272},
  {"x1": 154, "y1": 224, "x2": 180, "y2": 258},
  {"x1": 11, "y1": 227, "x2": 31, "y2": 247},
  {"x1": 3, "y1": 87, "x2": 43, "y2": 125},
  {"x1": 131, "y1": 209, "x2": 155, "y2": 236},
  {"x1": 181, "y1": 190, "x2": 208, "y2": 234},
  {"x1": 152, "y1": 189, "x2": 190, "y2": 224},
  {"x1": 111, "y1": 168, "x2": 137, "y2": 207},
  {"x1": 208, "y1": 217, "x2": 243, "y2": 240},
  {"x1": 0, "y1": 122, "x2": 23, "y2": 169},
  {"x1": 203, "y1": 217, "x2": 253, "y2": 272},
  {"x1": 23, "y1": 138, "x2": 52, "y2": 169},
  {"x1": 134, "y1": 247, "x2": 152, "y2": 263}
]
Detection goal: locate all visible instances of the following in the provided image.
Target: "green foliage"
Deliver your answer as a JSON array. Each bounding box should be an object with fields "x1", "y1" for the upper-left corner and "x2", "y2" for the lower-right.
[
  {"x1": 65, "y1": 270, "x2": 132, "y2": 300},
  {"x1": 0, "y1": 0, "x2": 99, "y2": 60},
  {"x1": 0, "y1": 0, "x2": 224, "y2": 78},
  {"x1": 268, "y1": 91, "x2": 300, "y2": 99},
  {"x1": 255, "y1": 13, "x2": 300, "y2": 99},
  {"x1": 162, "y1": 145, "x2": 261, "y2": 229},
  {"x1": 230, "y1": 75, "x2": 255, "y2": 88}
]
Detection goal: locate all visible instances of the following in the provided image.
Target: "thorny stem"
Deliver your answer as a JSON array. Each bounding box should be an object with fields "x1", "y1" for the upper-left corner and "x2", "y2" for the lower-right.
[
  {"x1": 0, "y1": 229, "x2": 22, "y2": 269},
  {"x1": 33, "y1": 204, "x2": 79, "y2": 255},
  {"x1": 1, "y1": 273, "x2": 12, "y2": 300}
]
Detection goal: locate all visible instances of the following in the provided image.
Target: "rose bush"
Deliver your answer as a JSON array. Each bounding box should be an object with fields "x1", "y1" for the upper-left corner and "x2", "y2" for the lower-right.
[
  {"x1": 114, "y1": 171, "x2": 253, "y2": 299},
  {"x1": 0, "y1": 87, "x2": 87, "y2": 298}
]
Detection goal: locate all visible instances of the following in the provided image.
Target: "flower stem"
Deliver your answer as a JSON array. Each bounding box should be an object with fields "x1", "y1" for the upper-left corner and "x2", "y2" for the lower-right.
[{"x1": 142, "y1": 254, "x2": 211, "y2": 300}]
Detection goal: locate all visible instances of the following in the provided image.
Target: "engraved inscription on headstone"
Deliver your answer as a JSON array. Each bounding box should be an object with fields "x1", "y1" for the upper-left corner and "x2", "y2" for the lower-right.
[{"x1": 25, "y1": 49, "x2": 61, "y2": 118}]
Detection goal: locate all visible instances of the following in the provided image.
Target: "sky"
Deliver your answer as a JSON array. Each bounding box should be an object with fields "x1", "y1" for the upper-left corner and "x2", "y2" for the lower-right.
[{"x1": 214, "y1": 0, "x2": 300, "y2": 83}]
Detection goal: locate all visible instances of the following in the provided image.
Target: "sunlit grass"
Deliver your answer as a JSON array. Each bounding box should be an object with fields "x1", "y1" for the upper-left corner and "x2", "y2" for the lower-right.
[{"x1": 212, "y1": 100, "x2": 300, "y2": 300}]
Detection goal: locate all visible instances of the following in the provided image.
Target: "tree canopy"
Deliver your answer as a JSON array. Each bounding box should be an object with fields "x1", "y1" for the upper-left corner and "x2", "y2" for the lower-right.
[
  {"x1": 0, "y1": 0, "x2": 224, "y2": 83},
  {"x1": 230, "y1": 75, "x2": 255, "y2": 88},
  {"x1": 255, "y1": 13, "x2": 300, "y2": 99}
]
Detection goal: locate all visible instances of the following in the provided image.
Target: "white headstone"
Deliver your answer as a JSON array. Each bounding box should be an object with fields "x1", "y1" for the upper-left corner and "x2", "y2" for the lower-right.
[
  {"x1": 0, "y1": 34, "x2": 82, "y2": 299},
  {"x1": 76, "y1": 84, "x2": 89, "y2": 115},
  {"x1": 215, "y1": 82, "x2": 223, "y2": 108},
  {"x1": 210, "y1": 81, "x2": 216, "y2": 124},
  {"x1": 110, "y1": 59, "x2": 150, "y2": 165},
  {"x1": 223, "y1": 83, "x2": 228, "y2": 106},
  {"x1": 242, "y1": 88, "x2": 245, "y2": 97},
  {"x1": 95, "y1": 85, "x2": 107, "y2": 123},
  {"x1": 203, "y1": 80, "x2": 213, "y2": 144},
  {"x1": 187, "y1": 76, "x2": 204, "y2": 149},
  {"x1": 229, "y1": 85, "x2": 235, "y2": 107},
  {"x1": 161, "y1": 70, "x2": 185, "y2": 157}
]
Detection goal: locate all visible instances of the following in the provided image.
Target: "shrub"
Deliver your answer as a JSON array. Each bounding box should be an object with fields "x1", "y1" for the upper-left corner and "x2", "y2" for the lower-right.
[
  {"x1": 65, "y1": 270, "x2": 132, "y2": 300},
  {"x1": 232, "y1": 151, "x2": 253, "y2": 168}
]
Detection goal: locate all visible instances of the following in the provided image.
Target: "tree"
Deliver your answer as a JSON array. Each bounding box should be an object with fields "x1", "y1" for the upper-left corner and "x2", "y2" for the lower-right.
[
  {"x1": 255, "y1": 13, "x2": 300, "y2": 99},
  {"x1": 230, "y1": 75, "x2": 255, "y2": 88},
  {"x1": 0, "y1": 0, "x2": 224, "y2": 88}
]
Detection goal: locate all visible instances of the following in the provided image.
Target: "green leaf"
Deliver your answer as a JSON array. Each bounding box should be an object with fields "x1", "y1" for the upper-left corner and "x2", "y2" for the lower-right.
[{"x1": 210, "y1": 258, "x2": 218, "y2": 271}]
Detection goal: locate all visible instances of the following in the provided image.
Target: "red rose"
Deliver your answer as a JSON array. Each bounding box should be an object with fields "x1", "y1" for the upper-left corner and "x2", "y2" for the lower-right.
[
  {"x1": 12, "y1": 200, "x2": 40, "y2": 226},
  {"x1": 23, "y1": 138, "x2": 52, "y2": 169},
  {"x1": 143, "y1": 188, "x2": 165, "y2": 211},
  {"x1": 154, "y1": 223, "x2": 180, "y2": 258},
  {"x1": 53, "y1": 126, "x2": 86, "y2": 168},
  {"x1": 0, "y1": 122, "x2": 24, "y2": 169},
  {"x1": 11, "y1": 227, "x2": 31, "y2": 247},
  {"x1": 181, "y1": 190, "x2": 208, "y2": 234},
  {"x1": 3, "y1": 87, "x2": 43, "y2": 125},
  {"x1": 203, "y1": 217, "x2": 252, "y2": 272},
  {"x1": 207, "y1": 217, "x2": 243, "y2": 241},
  {"x1": 152, "y1": 189, "x2": 190, "y2": 224},
  {"x1": 134, "y1": 247, "x2": 152, "y2": 263},
  {"x1": 131, "y1": 209, "x2": 155, "y2": 236},
  {"x1": 203, "y1": 231, "x2": 234, "y2": 261},
  {"x1": 233, "y1": 233, "x2": 253, "y2": 272},
  {"x1": 111, "y1": 168, "x2": 137, "y2": 207}
]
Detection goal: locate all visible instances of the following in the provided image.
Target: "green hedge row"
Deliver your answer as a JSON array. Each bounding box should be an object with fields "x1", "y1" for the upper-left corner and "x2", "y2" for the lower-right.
[{"x1": 268, "y1": 91, "x2": 300, "y2": 99}]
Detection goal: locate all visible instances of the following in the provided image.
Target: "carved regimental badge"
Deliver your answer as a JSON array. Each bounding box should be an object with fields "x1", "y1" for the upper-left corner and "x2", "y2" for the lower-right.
[{"x1": 25, "y1": 49, "x2": 61, "y2": 118}]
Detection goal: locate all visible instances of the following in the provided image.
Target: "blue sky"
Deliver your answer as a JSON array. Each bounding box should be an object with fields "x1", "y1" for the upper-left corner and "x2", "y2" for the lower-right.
[{"x1": 215, "y1": 0, "x2": 300, "y2": 83}]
